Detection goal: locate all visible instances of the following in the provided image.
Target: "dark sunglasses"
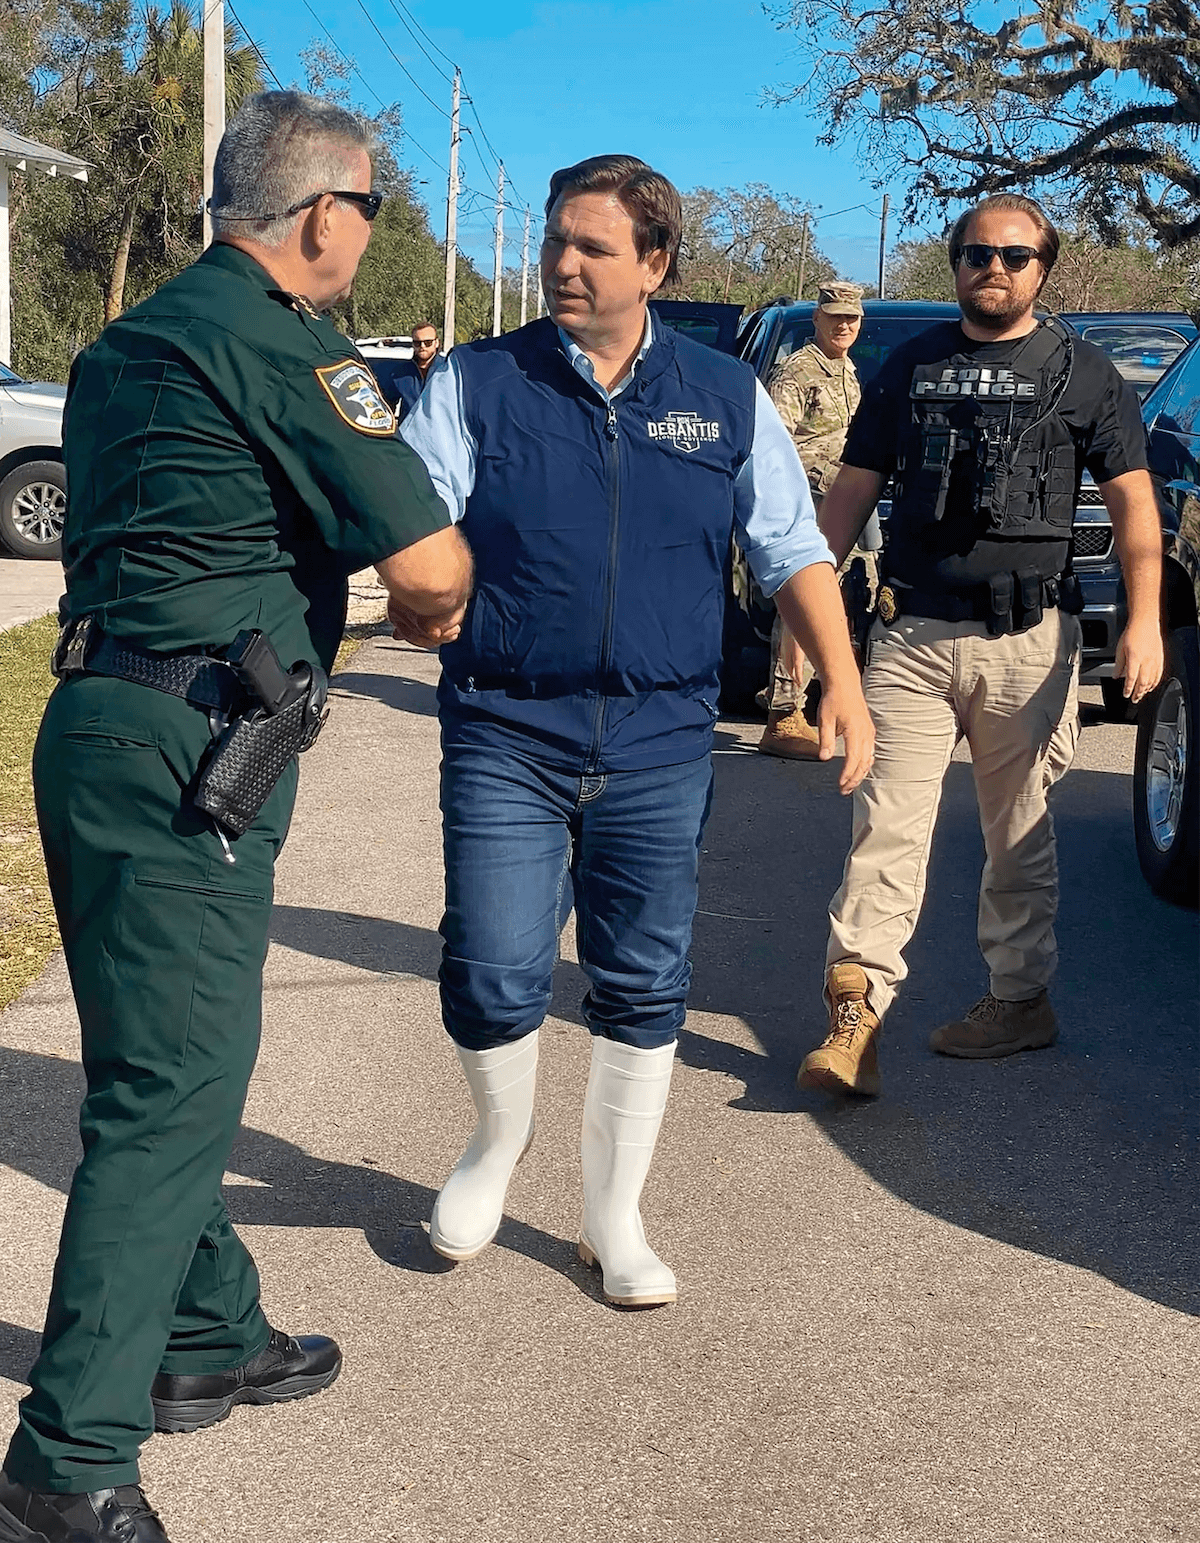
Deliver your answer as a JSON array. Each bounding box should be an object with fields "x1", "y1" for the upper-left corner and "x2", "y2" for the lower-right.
[
  {"x1": 287, "y1": 188, "x2": 384, "y2": 221},
  {"x1": 958, "y1": 243, "x2": 1042, "y2": 272},
  {"x1": 206, "y1": 189, "x2": 384, "y2": 222}
]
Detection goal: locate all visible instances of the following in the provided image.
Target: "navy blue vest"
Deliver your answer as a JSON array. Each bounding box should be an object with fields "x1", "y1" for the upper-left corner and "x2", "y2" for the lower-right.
[{"x1": 439, "y1": 317, "x2": 757, "y2": 772}]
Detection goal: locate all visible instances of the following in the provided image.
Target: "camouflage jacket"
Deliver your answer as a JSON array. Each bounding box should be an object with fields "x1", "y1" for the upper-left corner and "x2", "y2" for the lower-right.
[{"x1": 767, "y1": 342, "x2": 861, "y2": 495}]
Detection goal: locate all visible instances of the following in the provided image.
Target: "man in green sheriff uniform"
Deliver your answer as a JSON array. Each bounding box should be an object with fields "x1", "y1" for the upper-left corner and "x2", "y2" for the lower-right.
[
  {"x1": 759, "y1": 281, "x2": 880, "y2": 759},
  {"x1": 0, "y1": 92, "x2": 471, "y2": 1543}
]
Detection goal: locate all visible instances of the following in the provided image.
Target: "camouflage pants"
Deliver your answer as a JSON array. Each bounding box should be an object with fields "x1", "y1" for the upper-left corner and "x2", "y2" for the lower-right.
[{"x1": 765, "y1": 546, "x2": 880, "y2": 713}]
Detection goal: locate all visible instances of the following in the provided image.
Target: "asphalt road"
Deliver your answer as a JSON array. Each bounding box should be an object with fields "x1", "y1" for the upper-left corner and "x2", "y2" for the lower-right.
[{"x1": 0, "y1": 634, "x2": 1196, "y2": 1543}]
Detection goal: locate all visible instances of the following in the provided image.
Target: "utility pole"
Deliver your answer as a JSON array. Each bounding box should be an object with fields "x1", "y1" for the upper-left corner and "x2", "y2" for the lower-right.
[
  {"x1": 443, "y1": 71, "x2": 460, "y2": 346},
  {"x1": 492, "y1": 162, "x2": 505, "y2": 336},
  {"x1": 520, "y1": 205, "x2": 530, "y2": 327},
  {"x1": 202, "y1": 0, "x2": 225, "y2": 247},
  {"x1": 878, "y1": 193, "x2": 890, "y2": 301},
  {"x1": 796, "y1": 211, "x2": 810, "y2": 301}
]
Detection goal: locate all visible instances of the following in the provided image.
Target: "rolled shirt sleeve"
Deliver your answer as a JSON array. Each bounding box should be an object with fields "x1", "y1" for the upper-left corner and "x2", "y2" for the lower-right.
[
  {"x1": 398, "y1": 354, "x2": 476, "y2": 523},
  {"x1": 735, "y1": 378, "x2": 836, "y2": 597}
]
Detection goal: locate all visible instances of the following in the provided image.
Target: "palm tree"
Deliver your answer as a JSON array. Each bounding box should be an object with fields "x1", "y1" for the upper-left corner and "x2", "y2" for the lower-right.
[{"x1": 102, "y1": 2, "x2": 263, "y2": 320}]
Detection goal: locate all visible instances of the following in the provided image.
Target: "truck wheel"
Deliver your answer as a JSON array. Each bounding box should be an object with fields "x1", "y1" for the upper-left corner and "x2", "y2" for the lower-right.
[
  {"x1": 1133, "y1": 626, "x2": 1199, "y2": 907},
  {"x1": 0, "y1": 459, "x2": 66, "y2": 559}
]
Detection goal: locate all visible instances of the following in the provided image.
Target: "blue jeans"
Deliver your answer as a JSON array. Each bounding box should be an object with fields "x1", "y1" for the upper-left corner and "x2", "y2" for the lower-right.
[{"x1": 439, "y1": 742, "x2": 714, "y2": 1051}]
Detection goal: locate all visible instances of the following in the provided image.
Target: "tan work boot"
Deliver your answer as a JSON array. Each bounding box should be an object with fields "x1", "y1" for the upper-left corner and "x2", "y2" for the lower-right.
[
  {"x1": 929, "y1": 991, "x2": 1057, "y2": 1059},
  {"x1": 758, "y1": 707, "x2": 821, "y2": 761},
  {"x1": 797, "y1": 962, "x2": 881, "y2": 1097}
]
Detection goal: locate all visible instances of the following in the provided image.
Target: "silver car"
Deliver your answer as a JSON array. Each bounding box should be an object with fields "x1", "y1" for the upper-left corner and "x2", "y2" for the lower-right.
[{"x1": 0, "y1": 362, "x2": 67, "y2": 560}]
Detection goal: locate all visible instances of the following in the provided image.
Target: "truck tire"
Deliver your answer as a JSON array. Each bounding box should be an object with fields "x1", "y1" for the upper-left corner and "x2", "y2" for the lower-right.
[
  {"x1": 1133, "y1": 626, "x2": 1199, "y2": 907},
  {"x1": 0, "y1": 459, "x2": 66, "y2": 559}
]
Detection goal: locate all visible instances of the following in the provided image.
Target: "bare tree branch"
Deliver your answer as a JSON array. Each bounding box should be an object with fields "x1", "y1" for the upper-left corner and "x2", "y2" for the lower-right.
[{"x1": 766, "y1": 0, "x2": 1200, "y2": 246}]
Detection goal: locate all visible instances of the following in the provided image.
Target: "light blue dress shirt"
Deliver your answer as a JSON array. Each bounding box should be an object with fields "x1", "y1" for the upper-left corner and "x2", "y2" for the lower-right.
[{"x1": 400, "y1": 313, "x2": 834, "y2": 598}]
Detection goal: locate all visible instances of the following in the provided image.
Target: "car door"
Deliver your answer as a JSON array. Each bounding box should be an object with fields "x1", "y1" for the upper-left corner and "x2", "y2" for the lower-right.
[{"x1": 1145, "y1": 339, "x2": 1200, "y2": 614}]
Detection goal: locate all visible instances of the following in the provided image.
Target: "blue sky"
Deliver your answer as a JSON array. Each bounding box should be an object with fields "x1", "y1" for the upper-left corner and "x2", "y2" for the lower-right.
[{"x1": 230, "y1": 0, "x2": 931, "y2": 284}]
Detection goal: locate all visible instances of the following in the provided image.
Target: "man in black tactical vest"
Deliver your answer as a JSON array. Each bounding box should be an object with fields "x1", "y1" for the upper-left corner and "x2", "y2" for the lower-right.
[{"x1": 795, "y1": 195, "x2": 1164, "y2": 1097}]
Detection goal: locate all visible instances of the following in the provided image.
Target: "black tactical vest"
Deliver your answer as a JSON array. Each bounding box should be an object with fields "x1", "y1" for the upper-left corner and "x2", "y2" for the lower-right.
[{"x1": 889, "y1": 320, "x2": 1077, "y2": 589}]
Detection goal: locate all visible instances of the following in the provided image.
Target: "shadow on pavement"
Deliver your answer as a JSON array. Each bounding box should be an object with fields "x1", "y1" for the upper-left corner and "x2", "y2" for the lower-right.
[
  {"x1": 0, "y1": 1040, "x2": 606, "y2": 1386},
  {"x1": 687, "y1": 742, "x2": 1200, "y2": 1318},
  {"x1": 4, "y1": 724, "x2": 1194, "y2": 1383},
  {"x1": 329, "y1": 666, "x2": 439, "y2": 717},
  {"x1": 270, "y1": 905, "x2": 441, "y2": 976},
  {"x1": 264, "y1": 735, "x2": 1198, "y2": 1317},
  {"x1": 0, "y1": 1323, "x2": 40, "y2": 1388}
]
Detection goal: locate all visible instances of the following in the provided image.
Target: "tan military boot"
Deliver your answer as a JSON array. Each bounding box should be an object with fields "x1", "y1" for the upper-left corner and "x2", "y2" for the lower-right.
[
  {"x1": 758, "y1": 707, "x2": 821, "y2": 761},
  {"x1": 929, "y1": 991, "x2": 1057, "y2": 1059},
  {"x1": 797, "y1": 962, "x2": 881, "y2": 1097}
]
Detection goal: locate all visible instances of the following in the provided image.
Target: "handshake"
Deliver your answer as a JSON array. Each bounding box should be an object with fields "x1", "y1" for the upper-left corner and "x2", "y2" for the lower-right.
[{"x1": 387, "y1": 595, "x2": 467, "y2": 649}]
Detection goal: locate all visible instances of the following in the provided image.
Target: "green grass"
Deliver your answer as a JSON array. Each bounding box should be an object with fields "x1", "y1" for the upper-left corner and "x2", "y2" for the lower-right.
[{"x1": 0, "y1": 614, "x2": 61, "y2": 1010}]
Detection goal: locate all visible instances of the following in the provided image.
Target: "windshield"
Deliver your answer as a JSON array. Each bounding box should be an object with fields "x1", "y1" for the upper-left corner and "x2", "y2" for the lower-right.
[
  {"x1": 0, "y1": 362, "x2": 20, "y2": 385},
  {"x1": 1078, "y1": 323, "x2": 1191, "y2": 398},
  {"x1": 659, "y1": 317, "x2": 724, "y2": 349},
  {"x1": 772, "y1": 316, "x2": 950, "y2": 385}
]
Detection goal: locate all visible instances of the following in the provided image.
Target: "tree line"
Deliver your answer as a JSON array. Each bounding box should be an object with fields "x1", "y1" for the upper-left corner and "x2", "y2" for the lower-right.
[
  {"x1": 3, "y1": 0, "x2": 1196, "y2": 386},
  {"x1": 0, "y1": 0, "x2": 500, "y2": 381}
]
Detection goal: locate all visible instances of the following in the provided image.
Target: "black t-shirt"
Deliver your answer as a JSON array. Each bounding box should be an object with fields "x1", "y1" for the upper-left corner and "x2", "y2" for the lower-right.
[{"x1": 841, "y1": 319, "x2": 1147, "y2": 588}]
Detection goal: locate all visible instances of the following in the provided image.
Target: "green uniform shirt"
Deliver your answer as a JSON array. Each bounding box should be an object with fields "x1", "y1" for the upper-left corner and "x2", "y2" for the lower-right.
[
  {"x1": 60, "y1": 242, "x2": 450, "y2": 673},
  {"x1": 767, "y1": 341, "x2": 861, "y2": 496}
]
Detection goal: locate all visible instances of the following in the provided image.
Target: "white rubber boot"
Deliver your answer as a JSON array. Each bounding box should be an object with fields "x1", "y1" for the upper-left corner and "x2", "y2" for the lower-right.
[
  {"x1": 429, "y1": 1032, "x2": 538, "y2": 1261},
  {"x1": 578, "y1": 1038, "x2": 677, "y2": 1307}
]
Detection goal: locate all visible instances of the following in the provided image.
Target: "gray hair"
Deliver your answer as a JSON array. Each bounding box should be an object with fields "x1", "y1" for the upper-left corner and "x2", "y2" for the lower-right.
[{"x1": 211, "y1": 90, "x2": 376, "y2": 248}]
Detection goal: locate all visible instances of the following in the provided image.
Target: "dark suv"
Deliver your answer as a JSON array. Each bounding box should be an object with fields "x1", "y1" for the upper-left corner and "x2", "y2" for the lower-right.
[
  {"x1": 1133, "y1": 337, "x2": 1200, "y2": 905},
  {"x1": 737, "y1": 300, "x2": 1185, "y2": 717}
]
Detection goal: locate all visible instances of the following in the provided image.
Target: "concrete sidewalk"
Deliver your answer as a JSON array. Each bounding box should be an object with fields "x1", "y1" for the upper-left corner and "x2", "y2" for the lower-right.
[
  {"x1": 0, "y1": 563, "x2": 391, "y2": 633},
  {"x1": 0, "y1": 557, "x2": 63, "y2": 631},
  {"x1": 0, "y1": 634, "x2": 1196, "y2": 1543}
]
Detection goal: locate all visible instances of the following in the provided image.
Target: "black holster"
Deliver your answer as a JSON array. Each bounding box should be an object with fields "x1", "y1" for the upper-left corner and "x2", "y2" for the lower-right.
[{"x1": 195, "y1": 658, "x2": 328, "y2": 836}]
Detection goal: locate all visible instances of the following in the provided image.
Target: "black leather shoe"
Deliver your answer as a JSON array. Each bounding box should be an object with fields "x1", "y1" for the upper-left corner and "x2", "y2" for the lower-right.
[
  {"x1": 150, "y1": 1327, "x2": 341, "y2": 1434},
  {"x1": 0, "y1": 1470, "x2": 170, "y2": 1541}
]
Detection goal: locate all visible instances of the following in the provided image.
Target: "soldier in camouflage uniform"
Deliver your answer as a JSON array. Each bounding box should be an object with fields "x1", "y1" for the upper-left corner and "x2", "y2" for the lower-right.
[{"x1": 760, "y1": 282, "x2": 879, "y2": 758}]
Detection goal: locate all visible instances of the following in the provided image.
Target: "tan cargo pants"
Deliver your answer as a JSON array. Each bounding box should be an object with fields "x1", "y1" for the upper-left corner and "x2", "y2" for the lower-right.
[{"x1": 825, "y1": 607, "x2": 1081, "y2": 1018}]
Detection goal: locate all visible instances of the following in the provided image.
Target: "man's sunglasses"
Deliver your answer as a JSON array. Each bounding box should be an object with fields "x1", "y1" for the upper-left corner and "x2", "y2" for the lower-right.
[
  {"x1": 958, "y1": 243, "x2": 1042, "y2": 272},
  {"x1": 208, "y1": 189, "x2": 384, "y2": 222}
]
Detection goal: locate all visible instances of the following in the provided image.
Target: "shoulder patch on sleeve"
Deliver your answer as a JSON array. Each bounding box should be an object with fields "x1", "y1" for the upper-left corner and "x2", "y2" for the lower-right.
[{"x1": 314, "y1": 358, "x2": 397, "y2": 435}]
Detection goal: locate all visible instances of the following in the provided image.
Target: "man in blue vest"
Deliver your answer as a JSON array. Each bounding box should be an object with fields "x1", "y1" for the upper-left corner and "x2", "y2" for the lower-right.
[{"x1": 398, "y1": 154, "x2": 873, "y2": 1307}]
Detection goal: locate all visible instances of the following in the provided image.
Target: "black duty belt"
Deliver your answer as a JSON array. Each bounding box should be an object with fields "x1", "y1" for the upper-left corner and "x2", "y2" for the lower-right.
[
  {"x1": 52, "y1": 616, "x2": 247, "y2": 714},
  {"x1": 877, "y1": 572, "x2": 1083, "y2": 638}
]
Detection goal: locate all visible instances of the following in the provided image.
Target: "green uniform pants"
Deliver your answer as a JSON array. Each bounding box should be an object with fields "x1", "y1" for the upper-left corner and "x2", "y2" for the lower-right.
[{"x1": 5, "y1": 673, "x2": 297, "y2": 1493}]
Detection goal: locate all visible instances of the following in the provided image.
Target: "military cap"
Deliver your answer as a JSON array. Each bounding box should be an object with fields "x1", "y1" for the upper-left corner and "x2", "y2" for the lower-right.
[{"x1": 816, "y1": 281, "x2": 864, "y2": 316}]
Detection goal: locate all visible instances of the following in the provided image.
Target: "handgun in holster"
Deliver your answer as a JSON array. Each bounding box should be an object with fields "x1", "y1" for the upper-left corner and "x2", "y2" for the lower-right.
[
  {"x1": 802, "y1": 555, "x2": 875, "y2": 727},
  {"x1": 195, "y1": 629, "x2": 329, "y2": 837}
]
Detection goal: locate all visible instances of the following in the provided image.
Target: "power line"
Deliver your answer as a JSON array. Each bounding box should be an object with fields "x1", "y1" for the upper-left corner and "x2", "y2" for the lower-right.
[
  {"x1": 297, "y1": 2, "x2": 526, "y2": 260},
  {"x1": 381, "y1": 0, "x2": 459, "y2": 73},
  {"x1": 379, "y1": 0, "x2": 457, "y2": 83},
  {"x1": 225, "y1": 0, "x2": 285, "y2": 89},
  {"x1": 352, "y1": 0, "x2": 451, "y2": 119},
  {"x1": 302, "y1": 0, "x2": 388, "y2": 107},
  {"x1": 356, "y1": 2, "x2": 523, "y2": 210},
  {"x1": 300, "y1": 0, "x2": 448, "y2": 174},
  {"x1": 463, "y1": 94, "x2": 523, "y2": 209}
]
